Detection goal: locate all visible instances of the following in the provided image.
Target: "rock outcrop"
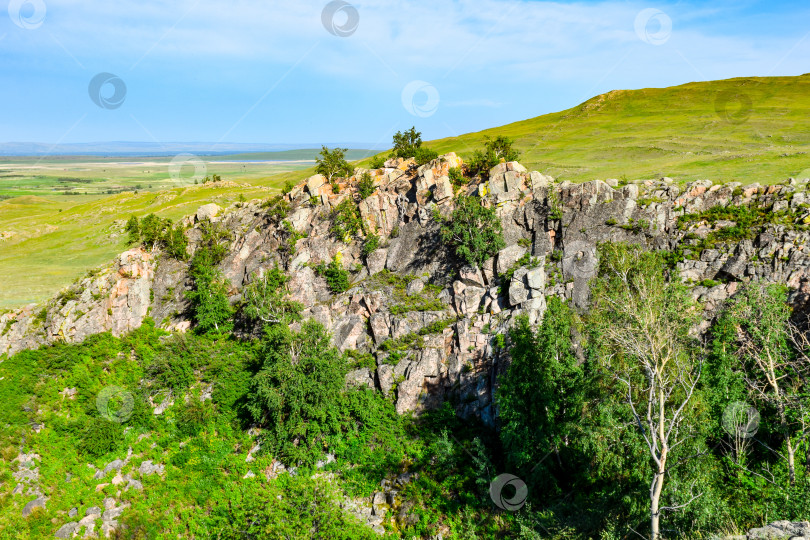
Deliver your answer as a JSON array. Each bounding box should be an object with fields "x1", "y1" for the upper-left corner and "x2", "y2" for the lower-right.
[{"x1": 3, "y1": 153, "x2": 810, "y2": 424}]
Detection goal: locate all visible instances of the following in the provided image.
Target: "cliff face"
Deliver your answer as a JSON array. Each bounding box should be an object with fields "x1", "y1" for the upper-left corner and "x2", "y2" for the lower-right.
[{"x1": 3, "y1": 153, "x2": 810, "y2": 424}]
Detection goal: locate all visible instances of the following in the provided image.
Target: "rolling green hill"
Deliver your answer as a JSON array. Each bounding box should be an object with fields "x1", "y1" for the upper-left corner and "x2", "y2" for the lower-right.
[{"x1": 422, "y1": 74, "x2": 810, "y2": 183}]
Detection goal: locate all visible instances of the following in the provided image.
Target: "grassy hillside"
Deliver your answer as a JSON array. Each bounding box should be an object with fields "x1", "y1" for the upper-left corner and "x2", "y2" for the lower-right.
[
  {"x1": 0, "y1": 180, "x2": 285, "y2": 310},
  {"x1": 422, "y1": 74, "x2": 810, "y2": 183}
]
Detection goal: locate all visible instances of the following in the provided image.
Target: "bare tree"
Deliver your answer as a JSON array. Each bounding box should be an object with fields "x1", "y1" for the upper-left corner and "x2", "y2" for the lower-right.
[{"x1": 591, "y1": 244, "x2": 703, "y2": 540}]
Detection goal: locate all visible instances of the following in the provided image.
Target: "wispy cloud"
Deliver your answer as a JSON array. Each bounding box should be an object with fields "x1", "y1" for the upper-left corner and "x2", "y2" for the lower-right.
[{"x1": 1, "y1": 0, "x2": 808, "y2": 143}]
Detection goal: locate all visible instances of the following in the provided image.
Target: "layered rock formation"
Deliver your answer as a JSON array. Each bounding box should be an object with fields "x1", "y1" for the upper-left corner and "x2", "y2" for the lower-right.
[{"x1": 3, "y1": 153, "x2": 810, "y2": 425}]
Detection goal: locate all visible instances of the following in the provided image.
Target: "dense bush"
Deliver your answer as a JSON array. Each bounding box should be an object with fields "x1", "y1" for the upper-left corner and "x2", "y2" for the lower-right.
[
  {"x1": 79, "y1": 419, "x2": 125, "y2": 458},
  {"x1": 438, "y1": 195, "x2": 505, "y2": 267},
  {"x1": 467, "y1": 135, "x2": 520, "y2": 178},
  {"x1": 368, "y1": 154, "x2": 385, "y2": 169},
  {"x1": 357, "y1": 171, "x2": 376, "y2": 200},
  {"x1": 125, "y1": 214, "x2": 188, "y2": 259},
  {"x1": 246, "y1": 321, "x2": 348, "y2": 466},
  {"x1": 390, "y1": 127, "x2": 438, "y2": 165},
  {"x1": 361, "y1": 232, "x2": 380, "y2": 259},
  {"x1": 315, "y1": 259, "x2": 350, "y2": 294},
  {"x1": 492, "y1": 244, "x2": 810, "y2": 538}
]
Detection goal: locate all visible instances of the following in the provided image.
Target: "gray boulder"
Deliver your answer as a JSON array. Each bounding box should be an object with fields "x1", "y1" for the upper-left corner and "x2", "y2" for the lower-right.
[{"x1": 22, "y1": 496, "x2": 46, "y2": 517}]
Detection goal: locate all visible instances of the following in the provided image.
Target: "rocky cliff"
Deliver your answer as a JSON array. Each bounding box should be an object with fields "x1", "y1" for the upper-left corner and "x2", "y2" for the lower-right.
[{"x1": 3, "y1": 153, "x2": 810, "y2": 425}]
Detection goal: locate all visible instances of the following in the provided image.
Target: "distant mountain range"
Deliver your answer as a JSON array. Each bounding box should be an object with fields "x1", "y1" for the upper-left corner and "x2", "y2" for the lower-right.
[{"x1": 0, "y1": 142, "x2": 379, "y2": 157}]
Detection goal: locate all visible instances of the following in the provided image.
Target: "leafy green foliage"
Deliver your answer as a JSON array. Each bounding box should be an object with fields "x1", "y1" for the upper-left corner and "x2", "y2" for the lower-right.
[
  {"x1": 261, "y1": 194, "x2": 291, "y2": 223},
  {"x1": 361, "y1": 232, "x2": 380, "y2": 259},
  {"x1": 79, "y1": 419, "x2": 125, "y2": 458},
  {"x1": 125, "y1": 214, "x2": 188, "y2": 260},
  {"x1": 278, "y1": 219, "x2": 305, "y2": 263},
  {"x1": 391, "y1": 126, "x2": 424, "y2": 160},
  {"x1": 185, "y1": 221, "x2": 234, "y2": 334},
  {"x1": 315, "y1": 259, "x2": 350, "y2": 294},
  {"x1": 241, "y1": 266, "x2": 302, "y2": 326},
  {"x1": 448, "y1": 166, "x2": 466, "y2": 188},
  {"x1": 316, "y1": 146, "x2": 354, "y2": 182},
  {"x1": 357, "y1": 171, "x2": 376, "y2": 200},
  {"x1": 246, "y1": 321, "x2": 348, "y2": 466},
  {"x1": 329, "y1": 199, "x2": 364, "y2": 242},
  {"x1": 210, "y1": 475, "x2": 376, "y2": 538},
  {"x1": 498, "y1": 298, "x2": 588, "y2": 496},
  {"x1": 467, "y1": 136, "x2": 520, "y2": 178},
  {"x1": 413, "y1": 146, "x2": 439, "y2": 165},
  {"x1": 390, "y1": 126, "x2": 438, "y2": 165},
  {"x1": 439, "y1": 195, "x2": 505, "y2": 267},
  {"x1": 368, "y1": 154, "x2": 385, "y2": 169}
]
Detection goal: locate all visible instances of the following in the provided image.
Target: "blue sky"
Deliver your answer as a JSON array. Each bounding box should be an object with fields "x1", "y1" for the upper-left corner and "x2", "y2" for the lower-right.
[{"x1": 0, "y1": 0, "x2": 808, "y2": 148}]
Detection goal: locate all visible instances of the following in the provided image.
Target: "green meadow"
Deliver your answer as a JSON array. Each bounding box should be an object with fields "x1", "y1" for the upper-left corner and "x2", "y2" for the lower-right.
[{"x1": 420, "y1": 74, "x2": 810, "y2": 184}]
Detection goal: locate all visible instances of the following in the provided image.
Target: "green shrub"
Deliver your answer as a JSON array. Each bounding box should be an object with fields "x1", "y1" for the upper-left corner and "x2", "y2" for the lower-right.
[
  {"x1": 357, "y1": 172, "x2": 376, "y2": 200},
  {"x1": 315, "y1": 260, "x2": 350, "y2": 294},
  {"x1": 449, "y1": 166, "x2": 466, "y2": 188},
  {"x1": 79, "y1": 419, "x2": 124, "y2": 458},
  {"x1": 391, "y1": 126, "x2": 424, "y2": 160},
  {"x1": 369, "y1": 154, "x2": 386, "y2": 169},
  {"x1": 413, "y1": 146, "x2": 439, "y2": 165},
  {"x1": 241, "y1": 266, "x2": 302, "y2": 326},
  {"x1": 177, "y1": 401, "x2": 215, "y2": 438},
  {"x1": 262, "y1": 194, "x2": 291, "y2": 223},
  {"x1": 185, "y1": 221, "x2": 234, "y2": 334},
  {"x1": 439, "y1": 195, "x2": 505, "y2": 267},
  {"x1": 246, "y1": 321, "x2": 348, "y2": 466},
  {"x1": 361, "y1": 233, "x2": 380, "y2": 259},
  {"x1": 125, "y1": 214, "x2": 187, "y2": 260},
  {"x1": 467, "y1": 135, "x2": 520, "y2": 178},
  {"x1": 329, "y1": 199, "x2": 364, "y2": 242}
]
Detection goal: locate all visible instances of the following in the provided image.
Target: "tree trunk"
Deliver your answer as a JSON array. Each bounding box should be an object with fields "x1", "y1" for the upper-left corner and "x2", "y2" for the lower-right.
[
  {"x1": 650, "y1": 451, "x2": 667, "y2": 540},
  {"x1": 787, "y1": 435, "x2": 796, "y2": 486}
]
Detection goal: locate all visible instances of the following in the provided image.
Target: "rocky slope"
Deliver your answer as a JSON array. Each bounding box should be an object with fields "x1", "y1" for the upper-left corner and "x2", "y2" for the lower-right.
[{"x1": 3, "y1": 153, "x2": 810, "y2": 427}]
